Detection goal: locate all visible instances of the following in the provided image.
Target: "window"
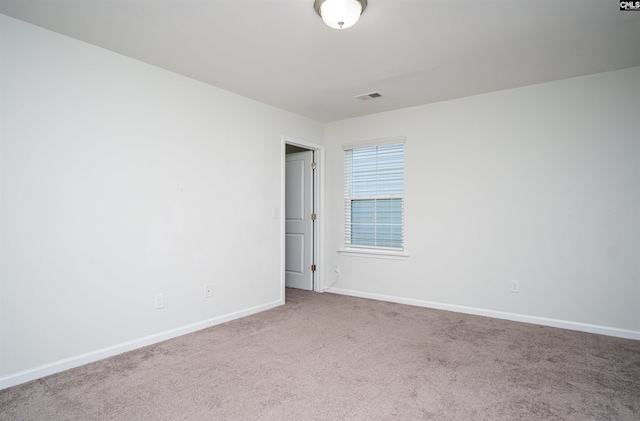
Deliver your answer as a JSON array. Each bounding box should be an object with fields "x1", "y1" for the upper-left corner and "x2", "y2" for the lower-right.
[{"x1": 344, "y1": 139, "x2": 405, "y2": 251}]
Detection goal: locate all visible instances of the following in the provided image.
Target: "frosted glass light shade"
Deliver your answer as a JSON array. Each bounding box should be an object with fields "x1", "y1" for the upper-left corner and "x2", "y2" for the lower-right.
[{"x1": 317, "y1": 0, "x2": 365, "y2": 29}]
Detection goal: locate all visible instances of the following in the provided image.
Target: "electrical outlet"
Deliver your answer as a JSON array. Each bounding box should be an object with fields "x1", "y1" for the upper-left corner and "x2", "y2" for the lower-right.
[
  {"x1": 334, "y1": 264, "x2": 340, "y2": 273},
  {"x1": 510, "y1": 280, "x2": 520, "y2": 293},
  {"x1": 205, "y1": 284, "x2": 212, "y2": 298},
  {"x1": 155, "y1": 293, "x2": 165, "y2": 309}
]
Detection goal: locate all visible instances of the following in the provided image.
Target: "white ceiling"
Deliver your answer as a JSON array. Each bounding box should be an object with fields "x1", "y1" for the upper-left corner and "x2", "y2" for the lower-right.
[{"x1": 1, "y1": 0, "x2": 639, "y2": 122}]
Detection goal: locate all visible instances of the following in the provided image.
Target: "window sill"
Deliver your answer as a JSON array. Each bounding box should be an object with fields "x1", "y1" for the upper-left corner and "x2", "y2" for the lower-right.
[{"x1": 338, "y1": 248, "x2": 409, "y2": 260}]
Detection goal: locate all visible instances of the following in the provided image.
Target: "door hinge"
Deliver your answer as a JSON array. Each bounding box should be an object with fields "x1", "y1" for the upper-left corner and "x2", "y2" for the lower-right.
[
  {"x1": 311, "y1": 162, "x2": 317, "y2": 170},
  {"x1": 311, "y1": 264, "x2": 316, "y2": 272},
  {"x1": 311, "y1": 213, "x2": 316, "y2": 221}
]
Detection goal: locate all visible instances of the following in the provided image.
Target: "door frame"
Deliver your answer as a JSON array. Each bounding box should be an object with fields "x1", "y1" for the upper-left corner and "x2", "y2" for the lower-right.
[{"x1": 281, "y1": 135, "x2": 324, "y2": 298}]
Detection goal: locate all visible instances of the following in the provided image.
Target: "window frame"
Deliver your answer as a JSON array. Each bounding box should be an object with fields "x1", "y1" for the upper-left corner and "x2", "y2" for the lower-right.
[{"x1": 340, "y1": 137, "x2": 409, "y2": 259}]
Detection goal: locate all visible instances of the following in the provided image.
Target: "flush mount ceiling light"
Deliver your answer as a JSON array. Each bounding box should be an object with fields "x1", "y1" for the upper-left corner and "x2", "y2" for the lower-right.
[{"x1": 314, "y1": 0, "x2": 367, "y2": 29}]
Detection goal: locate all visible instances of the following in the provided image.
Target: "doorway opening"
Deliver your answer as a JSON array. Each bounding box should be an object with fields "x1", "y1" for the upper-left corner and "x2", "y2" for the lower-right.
[{"x1": 282, "y1": 136, "x2": 323, "y2": 297}]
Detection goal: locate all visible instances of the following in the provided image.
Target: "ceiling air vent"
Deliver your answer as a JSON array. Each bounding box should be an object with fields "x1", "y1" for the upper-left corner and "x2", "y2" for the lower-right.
[{"x1": 354, "y1": 92, "x2": 383, "y2": 101}]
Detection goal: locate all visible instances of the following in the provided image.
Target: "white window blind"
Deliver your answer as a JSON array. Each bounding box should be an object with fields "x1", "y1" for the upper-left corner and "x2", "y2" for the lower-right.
[{"x1": 344, "y1": 141, "x2": 404, "y2": 250}]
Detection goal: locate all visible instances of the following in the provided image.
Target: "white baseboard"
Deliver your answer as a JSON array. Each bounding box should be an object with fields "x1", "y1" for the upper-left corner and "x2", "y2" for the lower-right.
[
  {"x1": 327, "y1": 287, "x2": 640, "y2": 341},
  {"x1": 0, "y1": 299, "x2": 283, "y2": 390}
]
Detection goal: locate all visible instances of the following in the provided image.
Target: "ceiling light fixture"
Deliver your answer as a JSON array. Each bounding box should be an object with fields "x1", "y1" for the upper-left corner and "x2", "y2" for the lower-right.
[{"x1": 314, "y1": 0, "x2": 367, "y2": 29}]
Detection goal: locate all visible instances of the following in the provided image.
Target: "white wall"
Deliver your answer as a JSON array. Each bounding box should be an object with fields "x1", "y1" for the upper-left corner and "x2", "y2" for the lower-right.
[
  {"x1": 324, "y1": 67, "x2": 640, "y2": 337},
  {"x1": 0, "y1": 15, "x2": 323, "y2": 384}
]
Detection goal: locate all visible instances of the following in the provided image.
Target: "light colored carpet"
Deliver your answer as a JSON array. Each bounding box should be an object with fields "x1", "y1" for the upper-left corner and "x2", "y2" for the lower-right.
[{"x1": 1, "y1": 288, "x2": 639, "y2": 420}]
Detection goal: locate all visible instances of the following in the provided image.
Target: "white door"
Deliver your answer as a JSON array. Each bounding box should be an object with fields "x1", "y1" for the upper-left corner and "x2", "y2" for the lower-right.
[{"x1": 285, "y1": 150, "x2": 314, "y2": 290}]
